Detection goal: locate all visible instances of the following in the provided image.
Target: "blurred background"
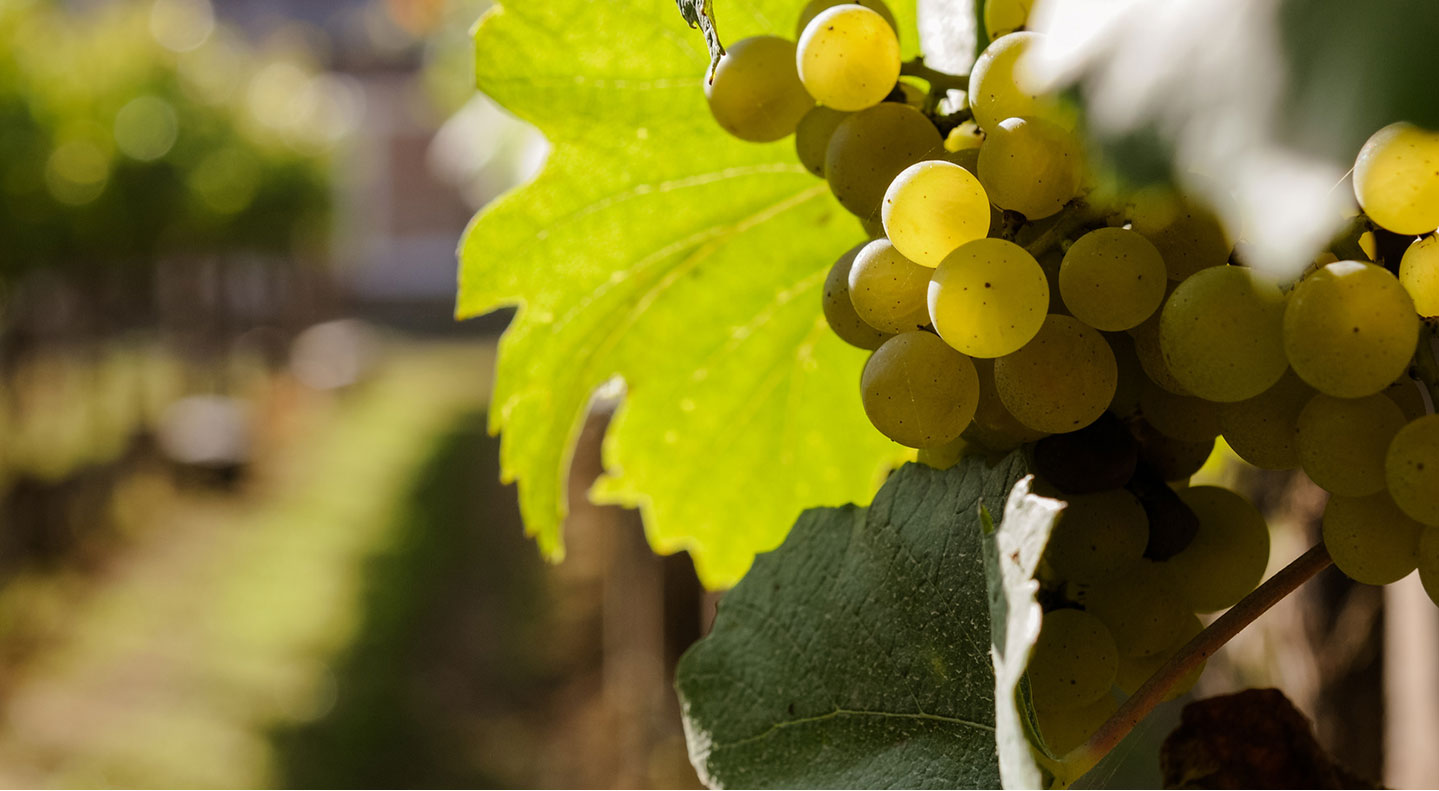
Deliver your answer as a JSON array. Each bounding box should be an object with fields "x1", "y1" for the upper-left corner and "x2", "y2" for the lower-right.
[
  {"x1": 0, "y1": 0, "x2": 1434, "y2": 788},
  {"x1": 0, "y1": 0, "x2": 704, "y2": 785}
]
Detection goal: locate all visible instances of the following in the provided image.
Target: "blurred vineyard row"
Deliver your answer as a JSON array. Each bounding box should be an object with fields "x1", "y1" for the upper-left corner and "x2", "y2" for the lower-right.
[{"x1": 0, "y1": 0, "x2": 702, "y2": 787}]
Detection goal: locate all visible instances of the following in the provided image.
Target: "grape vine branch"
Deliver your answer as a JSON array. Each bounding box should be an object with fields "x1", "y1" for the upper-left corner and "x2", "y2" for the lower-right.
[{"x1": 1056, "y1": 541, "x2": 1337, "y2": 784}]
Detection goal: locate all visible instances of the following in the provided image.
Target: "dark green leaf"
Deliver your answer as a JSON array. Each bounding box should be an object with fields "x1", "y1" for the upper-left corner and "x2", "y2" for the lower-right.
[{"x1": 676, "y1": 456, "x2": 1056, "y2": 788}]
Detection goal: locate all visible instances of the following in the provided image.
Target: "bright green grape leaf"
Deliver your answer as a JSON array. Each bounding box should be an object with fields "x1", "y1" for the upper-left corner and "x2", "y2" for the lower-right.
[
  {"x1": 459, "y1": 0, "x2": 924, "y2": 588},
  {"x1": 676, "y1": 456, "x2": 1058, "y2": 788},
  {"x1": 982, "y1": 475, "x2": 1066, "y2": 788}
]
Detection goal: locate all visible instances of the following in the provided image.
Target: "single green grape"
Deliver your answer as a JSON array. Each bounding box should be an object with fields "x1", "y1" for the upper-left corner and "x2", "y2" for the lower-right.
[
  {"x1": 1043, "y1": 489, "x2": 1148, "y2": 584},
  {"x1": 705, "y1": 36, "x2": 815, "y2": 142},
  {"x1": 1059, "y1": 228, "x2": 1167, "y2": 331},
  {"x1": 1386, "y1": 415, "x2": 1439, "y2": 525},
  {"x1": 984, "y1": 0, "x2": 1034, "y2": 38},
  {"x1": 794, "y1": 106, "x2": 849, "y2": 177},
  {"x1": 1284, "y1": 261, "x2": 1419, "y2": 398},
  {"x1": 1385, "y1": 378, "x2": 1429, "y2": 422},
  {"x1": 882, "y1": 160, "x2": 991, "y2": 267},
  {"x1": 860, "y1": 331, "x2": 979, "y2": 448},
  {"x1": 1027, "y1": 608, "x2": 1118, "y2": 711},
  {"x1": 1419, "y1": 527, "x2": 1439, "y2": 608},
  {"x1": 1167, "y1": 486, "x2": 1270, "y2": 612},
  {"x1": 1035, "y1": 693, "x2": 1118, "y2": 756},
  {"x1": 1127, "y1": 298, "x2": 1191, "y2": 395},
  {"x1": 795, "y1": 0, "x2": 898, "y2": 36},
  {"x1": 1113, "y1": 614, "x2": 1204, "y2": 699},
  {"x1": 994, "y1": 314, "x2": 1117, "y2": 433},
  {"x1": 797, "y1": 5, "x2": 900, "y2": 112},
  {"x1": 978, "y1": 116, "x2": 1084, "y2": 220},
  {"x1": 1134, "y1": 424, "x2": 1215, "y2": 482},
  {"x1": 1159, "y1": 265, "x2": 1288, "y2": 402},
  {"x1": 1106, "y1": 331, "x2": 1145, "y2": 418},
  {"x1": 1083, "y1": 565, "x2": 1193, "y2": 657},
  {"x1": 1138, "y1": 381, "x2": 1222, "y2": 443},
  {"x1": 1296, "y1": 393, "x2": 1405, "y2": 496},
  {"x1": 1353, "y1": 122, "x2": 1439, "y2": 235},
  {"x1": 826, "y1": 103, "x2": 943, "y2": 219},
  {"x1": 1323, "y1": 491, "x2": 1424, "y2": 585},
  {"x1": 915, "y1": 434, "x2": 974, "y2": 470},
  {"x1": 847, "y1": 239, "x2": 932, "y2": 334},
  {"x1": 1129, "y1": 189, "x2": 1232, "y2": 281},
  {"x1": 822, "y1": 244, "x2": 891, "y2": 349},
  {"x1": 1217, "y1": 370, "x2": 1312, "y2": 470},
  {"x1": 970, "y1": 357, "x2": 1049, "y2": 445},
  {"x1": 967, "y1": 32, "x2": 1072, "y2": 133},
  {"x1": 1399, "y1": 234, "x2": 1439, "y2": 317},
  {"x1": 929, "y1": 237, "x2": 1049, "y2": 358}
]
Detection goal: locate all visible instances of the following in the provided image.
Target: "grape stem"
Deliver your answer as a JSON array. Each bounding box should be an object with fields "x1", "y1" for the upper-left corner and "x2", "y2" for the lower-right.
[
  {"x1": 1056, "y1": 542, "x2": 1335, "y2": 783},
  {"x1": 900, "y1": 58, "x2": 969, "y2": 93},
  {"x1": 1017, "y1": 201, "x2": 1106, "y2": 258}
]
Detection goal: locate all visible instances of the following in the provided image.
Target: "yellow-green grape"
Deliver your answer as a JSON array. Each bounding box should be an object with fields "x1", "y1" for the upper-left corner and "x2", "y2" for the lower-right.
[
  {"x1": 1128, "y1": 302, "x2": 1190, "y2": 396},
  {"x1": 1399, "y1": 234, "x2": 1439, "y2": 316},
  {"x1": 823, "y1": 244, "x2": 891, "y2": 349},
  {"x1": 1359, "y1": 231, "x2": 1378, "y2": 261},
  {"x1": 1159, "y1": 266, "x2": 1287, "y2": 402},
  {"x1": 946, "y1": 146, "x2": 981, "y2": 176},
  {"x1": 826, "y1": 103, "x2": 943, "y2": 219},
  {"x1": 1352, "y1": 122, "x2": 1439, "y2": 235},
  {"x1": 1385, "y1": 379, "x2": 1429, "y2": 422},
  {"x1": 1059, "y1": 228, "x2": 1167, "y2": 331},
  {"x1": 795, "y1": 0, "x2": 898, "y2": 36},
  {"x1": 1386, "y1": 415, "x2": 1439, "y2": 525},
  {"x1": 1139, "y1": 381, "x2": 1222, "y2": 442},
  {"x1": 1044, "y1": 489, "x2": 1148, "y2": 584},
  {"x1": 882, "y1": 161, "x2": 991, "y2": 267},
  {"x1": 848, "y1": 239, "x2": 932, "y2": 333},
  {"x1": 1297, "y1": 393, "x2": 1406, "y2": 496},
  {"x1": 795, "y1": 106, "x2": 849, "y2": 177},
  {"x1": 929, "y1": 238, "x2": 1049, "y2": 358},
  {"x1": 860, "y1": 331, "x2": 980, "y2": 448},
  {"x1": 978, "y1": 116, "x2": 1084, "y2": 220},
  {"x1": 704, "y1": 36, "x2": 815, "y2": 142},
  {"x1": 1027, "y1": 609, "x2": 1118, "y2": 711},
  {"x1": 945, "y1": 120, "x2": 984, "y2": 153},
  {"x1": 994, "y1": 315, "x2": 1117, "y2": 433},
  {"x1": 1419, "y1": 528, "x2": 1439, "y2": 607},
  {"x1": 1113, "y1": 615, "x2": 1204, "y2": 699},
  {"x1": 1035, "y1": 693, "x2": 1118, "y2": 756},
  {"x1": 916, "y1": 434, "x2": 973, "y2": 470},
  {"x1": 1218, "y1": 370, "x2": 1313, "y2": 470},
  {"x1": 1107, "y1": 332, "x2": 1145, "y2": 418},
  {"x1": 797, "y1": 5, "x2": 901, "y2": 112},
  {"x1": 1167, "y1": 486, "x2": 1270, "y2": 612},
  {"x1": 1322, "y1": 492, "x2": 1424, "y2": 585},
  {"x1": 1129, "y1": 190, "x2": 1232, "y2": 281},
  {"x1": 971, "y1": 357, "x2": 1049, "y2": 445},
  {"x1": 985, "y1": 0, "x2": 1033, "y2": 38},
  {"x1": 1084, "y1": 567, "x2": 1193, "y2": 657},
  {"x1": 967, "y1": 32, "x2": 1071, "y2": 133},
  {"x1": 1284, "y1": 261, "x2": 1419, "y2": 398}
]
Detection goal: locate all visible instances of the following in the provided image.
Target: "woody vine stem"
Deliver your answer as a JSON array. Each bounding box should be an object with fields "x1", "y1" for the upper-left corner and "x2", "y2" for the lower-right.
[{"x1": 1054, "y1": 542, "x2": 1336, "y2": 784}]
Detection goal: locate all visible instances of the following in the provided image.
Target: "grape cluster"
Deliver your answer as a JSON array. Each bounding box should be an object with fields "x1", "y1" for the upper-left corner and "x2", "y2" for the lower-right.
[{"x1": 704, "y1": 0, "x2": 1439, "y2": 756}]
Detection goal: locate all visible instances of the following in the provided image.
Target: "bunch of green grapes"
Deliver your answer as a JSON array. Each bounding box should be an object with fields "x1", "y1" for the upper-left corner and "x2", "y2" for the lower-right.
[{"x1": 699, "y1": 2, "x2": 1439, "y2": 758}]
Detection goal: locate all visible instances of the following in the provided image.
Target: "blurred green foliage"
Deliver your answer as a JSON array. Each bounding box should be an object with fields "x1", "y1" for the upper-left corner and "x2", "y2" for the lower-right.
[{"x1": 0, "y1": 0, "x2": 337, "y2": 275}]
